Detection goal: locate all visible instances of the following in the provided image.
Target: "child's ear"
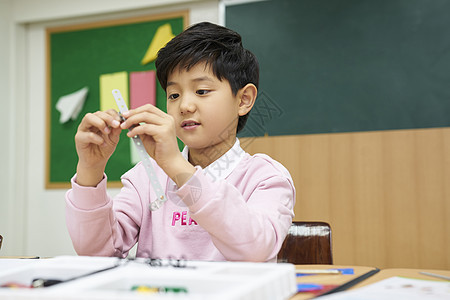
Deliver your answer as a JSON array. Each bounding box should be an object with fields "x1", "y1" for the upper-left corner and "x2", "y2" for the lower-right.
[{"x1": 238, "y1": 83, "x2": 257, "y2": 116}]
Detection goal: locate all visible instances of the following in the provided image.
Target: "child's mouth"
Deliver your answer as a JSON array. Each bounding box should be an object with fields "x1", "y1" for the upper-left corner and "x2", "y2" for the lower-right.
[{"x1": 181, "y1": 120, "x2": 201, "y2": 129}]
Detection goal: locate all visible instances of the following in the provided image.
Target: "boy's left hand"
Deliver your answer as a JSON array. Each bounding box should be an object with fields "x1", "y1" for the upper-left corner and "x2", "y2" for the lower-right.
[{"x1": 120, "y1": 104, "x2": 182, "y2": 171}]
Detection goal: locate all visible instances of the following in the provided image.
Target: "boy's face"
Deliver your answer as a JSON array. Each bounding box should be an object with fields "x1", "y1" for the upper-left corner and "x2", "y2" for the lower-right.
[{"x1": 166, "y1": 62, "x2": 240, "y2": 153}]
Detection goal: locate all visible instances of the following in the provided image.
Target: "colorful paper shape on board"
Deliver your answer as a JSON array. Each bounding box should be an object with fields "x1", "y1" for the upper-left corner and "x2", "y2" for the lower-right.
[
  {"x1": 130, "y1": 70, "x2": 156, "y2": 109},
  {"x1": 99, "y1": 71, "x2": 129, "y2": 111},
  {"x1": 141, "y1": 23, "x2": 175, "y2": 65},
  {"x1": 55, "y1": 86, "x2": 89, "y2": 123}
]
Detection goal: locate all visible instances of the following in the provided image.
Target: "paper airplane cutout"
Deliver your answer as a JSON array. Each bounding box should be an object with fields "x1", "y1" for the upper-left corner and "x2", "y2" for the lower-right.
[
  {"x1": 56, "y1": 86, "x2": 89, "y2": 123},
  {"x1": 141, "y1": 23, "x2": 175, "y2": 65}
]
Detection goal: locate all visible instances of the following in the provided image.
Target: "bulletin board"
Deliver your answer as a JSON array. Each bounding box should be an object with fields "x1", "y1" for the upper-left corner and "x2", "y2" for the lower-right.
[
  {"x1": 46, "y1": 11, "x2": 188, "y2": 189},
  {"x1": 227, "y1": 0, "x2": 450, "y2": 137}
]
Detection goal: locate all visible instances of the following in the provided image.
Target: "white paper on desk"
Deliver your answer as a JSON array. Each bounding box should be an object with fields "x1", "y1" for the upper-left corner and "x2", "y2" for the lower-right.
[
  {"x1": 56, "y1": 86, "x2": 89, "y2": 123},
  {"x1": 318, "y1": 276, "x2": 450, "y2": 300}
]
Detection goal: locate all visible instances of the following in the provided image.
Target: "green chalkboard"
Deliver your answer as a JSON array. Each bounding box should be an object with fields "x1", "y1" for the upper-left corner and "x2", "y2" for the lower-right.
[
  {"x1": 228, "y1": 0, "x2": 450, "y2": 137},
  {"x1": 46, "y1": 12, "x2": 187, "y2": 188}
]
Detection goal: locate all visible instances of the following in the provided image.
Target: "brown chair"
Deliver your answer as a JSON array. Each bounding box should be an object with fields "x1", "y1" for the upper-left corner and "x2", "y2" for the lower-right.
[{"x1": 277, "y1": 221, "x2": 333, "y2": 264}]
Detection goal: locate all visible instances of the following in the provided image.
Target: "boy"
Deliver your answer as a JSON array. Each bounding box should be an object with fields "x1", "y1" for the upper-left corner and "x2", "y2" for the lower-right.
[{"x1": 66, "y1": 22, "x2": 295, "y2": 262}]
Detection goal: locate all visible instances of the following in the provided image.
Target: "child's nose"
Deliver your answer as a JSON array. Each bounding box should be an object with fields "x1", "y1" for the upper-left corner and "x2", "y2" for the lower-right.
[{"x1": 179, "y1": 95, "x2": 196, "y2": 114}]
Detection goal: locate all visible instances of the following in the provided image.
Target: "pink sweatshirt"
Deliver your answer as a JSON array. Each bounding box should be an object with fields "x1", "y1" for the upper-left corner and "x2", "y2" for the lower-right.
[{"x1": 65, "y1": 139, "x2": 295, "y2": 262}]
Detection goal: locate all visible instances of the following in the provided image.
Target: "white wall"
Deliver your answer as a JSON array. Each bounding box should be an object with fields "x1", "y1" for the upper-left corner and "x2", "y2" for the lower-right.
[
  {"x1": 0, "y1": 0, "x2": 220, "y2": 257},
  {"x1": 0, "y1": 0, "x2": 15, "y2": 255}
]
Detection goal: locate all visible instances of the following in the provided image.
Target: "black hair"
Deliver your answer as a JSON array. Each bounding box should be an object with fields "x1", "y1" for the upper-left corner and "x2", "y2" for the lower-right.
[{"x1": 155, "y1": 22, "x2": 259, "y2": 133}]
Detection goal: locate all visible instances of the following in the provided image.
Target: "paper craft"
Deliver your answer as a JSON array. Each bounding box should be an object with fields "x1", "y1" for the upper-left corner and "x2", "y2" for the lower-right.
[
  {"x1": 55, "y1": 87, "x2": 89, "y2": 123},
  {"x1": 141, "y1": 23, "x2": 175, "y2": 65},
  {"x1": 317, "y1": 276, "x2": 450, "y2": 299},
  {"x1": 99, "y1": 72, "x2": 128, "y2": 111},
  {"x1": 130, "y1": 70, "x2": 156, "y2": 108},
  {"x1": 0, "y1": 256, "x2": 296, "y2": 300}
]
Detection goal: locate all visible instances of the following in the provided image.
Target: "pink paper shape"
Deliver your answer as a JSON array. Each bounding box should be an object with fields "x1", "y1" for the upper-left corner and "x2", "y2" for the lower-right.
[{"x1": 130, "y1": 70, "x2": 156, "y2": 109}]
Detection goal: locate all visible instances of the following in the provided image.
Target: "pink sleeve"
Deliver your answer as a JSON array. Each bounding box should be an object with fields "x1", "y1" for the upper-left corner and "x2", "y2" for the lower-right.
[
  {"x1": 176, "y1": 166, "x2": 295, "y2": 262},
  {"x1": 65, "y1": 174, "x2": 143, "y2": 257}
]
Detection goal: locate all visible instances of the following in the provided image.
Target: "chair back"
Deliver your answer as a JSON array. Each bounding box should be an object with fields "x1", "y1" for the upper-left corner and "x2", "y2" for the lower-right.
[
  {"x1": 277, "y1": 221, "x2": 333, "y2": 264},
  {"x1": 0, "y1": 234, "x2": 3, "y2": 250}
]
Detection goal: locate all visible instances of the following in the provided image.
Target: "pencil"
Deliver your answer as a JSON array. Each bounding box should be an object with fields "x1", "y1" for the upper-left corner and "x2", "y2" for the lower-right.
[
  {"x1": 296, "y1": 269, "x2": 341, "y2": 275},
  {"x1": 419, "y1": 271, "x2": 450, "y2": 281},
  {"x1": 317, "y1": 268, "x2": 380, "y2": 297}
]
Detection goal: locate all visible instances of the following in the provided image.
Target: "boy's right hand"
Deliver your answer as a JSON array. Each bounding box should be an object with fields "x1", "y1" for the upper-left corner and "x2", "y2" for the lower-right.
[{"x1": 74, "y1": 109, "x2": 122, "y2": 186}]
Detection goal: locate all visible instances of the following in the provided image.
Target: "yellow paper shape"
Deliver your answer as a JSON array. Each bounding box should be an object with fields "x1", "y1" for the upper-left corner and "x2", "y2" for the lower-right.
[
  {"x1": 141, "y1": 23, "x2": 175, "y2": 65},
  {"x1": 99, "y1": 71, "x2": 129, "y2": 111}
]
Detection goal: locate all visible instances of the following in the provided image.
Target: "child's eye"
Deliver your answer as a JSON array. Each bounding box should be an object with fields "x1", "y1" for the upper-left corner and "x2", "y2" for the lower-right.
[
  {"x1": 196, "y1": 90, "x2": 210, "y2": 96},
  {"x1": 168, "y1": 93, "x2": 179, "y2": 100}
]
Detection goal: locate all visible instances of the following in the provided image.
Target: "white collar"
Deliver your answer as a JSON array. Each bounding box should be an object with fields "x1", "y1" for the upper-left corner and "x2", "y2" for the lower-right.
[{"x1": 181, "y1": 138, "x2": 246, "y2": 182}]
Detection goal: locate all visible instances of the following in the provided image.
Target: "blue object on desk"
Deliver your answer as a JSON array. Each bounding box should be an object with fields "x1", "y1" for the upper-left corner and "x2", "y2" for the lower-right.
[
  {"x1": 296, "y1": 268, "x2": 354, "y2": 277},
  {"x1": 297, "y1": 283, "x2": 323, "y2": 292},
  {"x1": 335, "y1": 268, "x2": 354, "y2": 275}
]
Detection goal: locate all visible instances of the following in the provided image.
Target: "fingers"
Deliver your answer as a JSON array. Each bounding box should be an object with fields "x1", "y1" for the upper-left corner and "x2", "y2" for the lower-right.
[
  {"x1": 123, "y1": 104, "x2": 165, "y2": 119},
  {"x1": 79, "y1": 110, "x2": 121, "y2": 133},
  {"x1": 76, "y1": 105, "x2": 171, "y2": 148},
  {"x1": 121, "y1": 104, "x2": 166, "y2": 126},
  {"x1": 75, "y1": 130, "x2": 105, "y2": 146},
  {"x1": 118, "y1": 105, "x2": 176, "y2": 144},
  {"x1": 125, "y1": 123, "x2": 162, "y2": 139},
  {"x1": 76, "y1": 110, "x2": 122, "y2": 146},
  {"x1": 120, "y1": 105, "x2": 171, "y2": 132}
]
